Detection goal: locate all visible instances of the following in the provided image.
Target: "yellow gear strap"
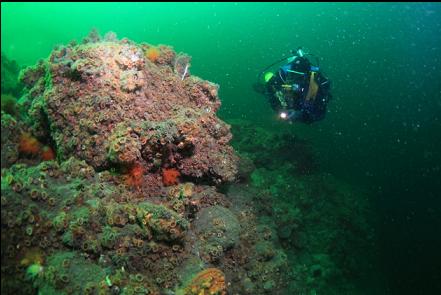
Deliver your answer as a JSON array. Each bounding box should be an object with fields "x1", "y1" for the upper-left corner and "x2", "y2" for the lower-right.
[{"x1": 305, "y1": 72, "x2": 319, "y2": 101}]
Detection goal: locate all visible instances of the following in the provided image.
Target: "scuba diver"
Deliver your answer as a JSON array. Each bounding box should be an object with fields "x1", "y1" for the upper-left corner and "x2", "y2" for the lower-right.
[{"x1": 255, "y1": 47, "x2": 332, "y2": 123}]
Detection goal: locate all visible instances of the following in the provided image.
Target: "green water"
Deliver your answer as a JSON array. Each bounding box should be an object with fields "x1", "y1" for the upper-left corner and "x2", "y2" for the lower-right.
[{"x1": 2, "y1": 2, "x2": 441, "y2": 294}]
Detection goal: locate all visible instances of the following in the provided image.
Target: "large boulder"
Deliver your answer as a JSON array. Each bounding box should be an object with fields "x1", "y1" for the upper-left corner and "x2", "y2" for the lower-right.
[{"x1": 20, "y1": 35, "x2": 238, "y2": 188}]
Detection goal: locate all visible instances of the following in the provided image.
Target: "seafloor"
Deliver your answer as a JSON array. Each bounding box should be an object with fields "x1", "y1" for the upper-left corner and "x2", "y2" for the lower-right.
[{"x1": 1, "y1": 31, "x2": 374, "y2": 295}]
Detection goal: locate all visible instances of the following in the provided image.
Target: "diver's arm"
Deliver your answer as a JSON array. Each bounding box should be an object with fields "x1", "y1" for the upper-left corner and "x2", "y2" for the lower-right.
[{"x1": 285, "y1": 109, "x2": 304, "y2": 122}]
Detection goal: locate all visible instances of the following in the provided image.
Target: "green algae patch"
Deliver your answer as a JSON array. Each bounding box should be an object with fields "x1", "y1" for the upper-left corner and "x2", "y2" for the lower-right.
[{"x1": 34, "y1": 251, "x2": 106, "y2": 295}]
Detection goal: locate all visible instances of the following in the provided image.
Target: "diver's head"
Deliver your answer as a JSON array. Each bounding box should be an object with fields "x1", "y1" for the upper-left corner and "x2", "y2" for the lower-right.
[
  {"x1": 296, "y1": 47, "x2": 305, "y2": 57},
  {"x1": 290, "y1": 47, "x2": 306, "y2": 58}
]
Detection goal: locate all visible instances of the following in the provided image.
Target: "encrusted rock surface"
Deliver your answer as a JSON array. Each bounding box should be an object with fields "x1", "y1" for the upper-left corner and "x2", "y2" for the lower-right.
[{"x1": 20, "y1": 35, "x2": 238, "y2": 188}]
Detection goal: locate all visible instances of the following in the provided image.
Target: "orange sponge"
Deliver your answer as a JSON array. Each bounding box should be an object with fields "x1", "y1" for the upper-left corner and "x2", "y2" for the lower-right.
[
  {"x1": 162, "y1": 168, "x2": 180, "y2": 186},
  {"x1": 125, "y1": 163, "x2": 144, "y2": 187},
  {"x1": 185, "y1": 268, "x2": 226, "y2": 295},
  {"x1": 19, "y1": 132, "x2": 41, "y2": 155},
  {"x1": 145, "y1": 47, "x2": 160, "y2": 62},
  {"x1": 41, "y1": 146, "x2": 55, "y2": 161}
]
